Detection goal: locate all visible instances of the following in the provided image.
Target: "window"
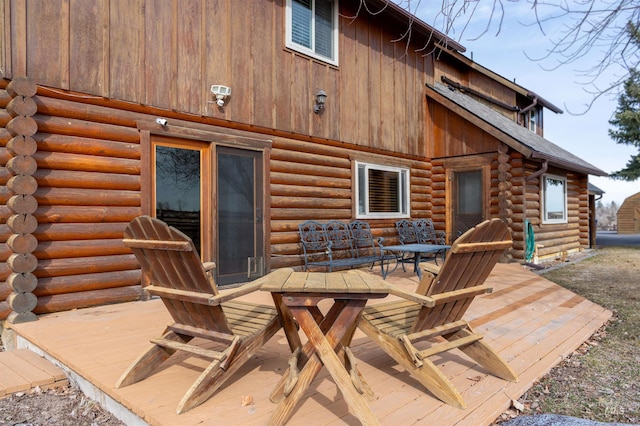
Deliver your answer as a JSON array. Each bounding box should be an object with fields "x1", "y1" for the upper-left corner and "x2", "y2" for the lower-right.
[
  {"x1": 286, "y1": 0, "x2": 338, "y2": 65},
  {"x1": 153, "y1": 139, "x2": 209, "y2": 255},
  {"x1": 528, "y1": 109, "x2": 537, "y2": 132},
  {"x1": 541, "y1": 174, "x2": 567, "y2": 224},
  {"x1": 356, "y1": 162, "x2": 410, "y2": 218}
]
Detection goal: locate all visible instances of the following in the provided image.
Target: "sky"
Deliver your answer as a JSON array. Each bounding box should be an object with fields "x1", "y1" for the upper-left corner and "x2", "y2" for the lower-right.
[{"x1": 398, "y1": 0, "x2": 639, "y2": 206}]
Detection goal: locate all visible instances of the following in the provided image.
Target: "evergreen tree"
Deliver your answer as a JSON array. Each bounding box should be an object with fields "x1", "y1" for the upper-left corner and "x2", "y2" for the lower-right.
[{"x1": 608, "y1": 24, "x2": 640, "y2": 181}]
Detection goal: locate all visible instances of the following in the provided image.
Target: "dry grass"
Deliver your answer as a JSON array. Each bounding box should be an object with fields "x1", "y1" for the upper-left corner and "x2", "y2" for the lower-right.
[{"x1": 499, "y1": 247, "x2": 640, "y2": 423}]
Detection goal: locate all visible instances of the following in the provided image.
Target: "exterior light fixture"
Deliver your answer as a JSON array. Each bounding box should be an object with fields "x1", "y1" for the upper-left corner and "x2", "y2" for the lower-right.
[
  {"x1": 210, "y1": 85, "x2": 231, "y2": 107},
  {"x1": 314, "y1": 90, "x2": 327, "y2": 114}
]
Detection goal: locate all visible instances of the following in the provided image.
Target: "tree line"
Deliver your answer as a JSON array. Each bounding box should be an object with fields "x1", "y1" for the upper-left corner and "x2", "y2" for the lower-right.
[{"x1": 596, "y1": 200, "x2": 620, "y2": 230}]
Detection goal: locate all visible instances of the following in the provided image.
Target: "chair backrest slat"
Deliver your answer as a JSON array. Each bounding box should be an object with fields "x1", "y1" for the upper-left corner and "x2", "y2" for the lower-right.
[
  {"x1": 412, "y1": 219, "x2": 512, "y2": 331},
  {"x1": 125, "y1": 216, "x2": 233, "y2": 334}
]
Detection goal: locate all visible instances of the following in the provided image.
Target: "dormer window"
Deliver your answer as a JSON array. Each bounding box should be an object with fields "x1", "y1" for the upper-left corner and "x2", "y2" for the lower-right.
[
  {"x1": 528, "y1": 109, "x2": 537, "y2": 132},
  {"x1": 286, "y1": 0, "x2": 339, "y2": 65}
]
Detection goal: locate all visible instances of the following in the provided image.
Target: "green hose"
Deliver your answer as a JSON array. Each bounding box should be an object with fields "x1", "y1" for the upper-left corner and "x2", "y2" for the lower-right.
[{"x1": 524, "y1": 220, "x2": 535, "y2": 262}]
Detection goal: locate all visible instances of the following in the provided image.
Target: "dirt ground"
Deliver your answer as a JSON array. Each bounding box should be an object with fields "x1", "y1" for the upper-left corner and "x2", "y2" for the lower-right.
[
  {"x1": 0, "y1": 384, "x2": 124, "y2": 425},
  {"x1": 0, "y1": 248, "x2": 636, "y2": 425}
]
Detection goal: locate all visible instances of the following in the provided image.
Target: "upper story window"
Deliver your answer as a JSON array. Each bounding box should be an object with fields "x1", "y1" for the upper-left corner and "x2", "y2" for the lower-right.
[
  {"x1": 541, "y1": 174, "x2": 567, "y2": 224},
  {"x1": 528, "y1": 109, "x2": 537, "y2": 132},
  {"x1": 355, "y1": 161, "x2": 410, "y2": 219},
  {"x1": 286, "y1": 0, "x2": 339, "y2": 65}
]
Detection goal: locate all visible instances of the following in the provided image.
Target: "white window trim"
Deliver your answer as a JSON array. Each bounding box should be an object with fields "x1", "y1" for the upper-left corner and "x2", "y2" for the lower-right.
[
  {"x1": 285, "y1": 0, "x2": 339, "y2": 66},
  {"x1": 355, "y1": 161, "x2": 410, "y2": 219},
  {"x1": 528, "y1": 109, "x2": 537, "y2": 132},
  {"x1": 541, "y1": 174, "x2": 568, "y2": 224}
]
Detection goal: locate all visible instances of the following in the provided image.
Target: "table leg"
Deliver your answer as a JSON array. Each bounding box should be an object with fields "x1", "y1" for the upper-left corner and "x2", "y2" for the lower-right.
[
  {"x1": 271, "y1": 293, "x2": 302, "y2": 352},
  {"x1": 270, "y1": 300, "x2": 347, "y2": 403},
  {"x1": 267, "y1": 300, "x2": 379, "y2": 426},
  {"x1": 414, "y1": 253, "x2": 423, "y2": 279}
]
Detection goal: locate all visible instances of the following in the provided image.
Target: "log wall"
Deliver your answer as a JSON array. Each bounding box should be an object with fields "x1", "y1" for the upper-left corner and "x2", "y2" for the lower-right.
[
  {"x1": 0, "y1": 81, "x2": 144, "y2": 320},
  {"x1": 431, "y1": 134, "x2": 589, "y2": 261},
  {"x1": 508, "y1": 161, "x2": 589, "y2": 260},
  {"x1": 0, "y1": 78, "x2": 434, "y2": 320},
  {"x1": 268, "y1": 137, "x2": 433, "y2": 269}
]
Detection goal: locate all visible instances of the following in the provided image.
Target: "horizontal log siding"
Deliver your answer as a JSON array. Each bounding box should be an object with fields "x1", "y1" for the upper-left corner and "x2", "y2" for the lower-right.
[
  {"x1": 510, "y1": 161, "x2": 587, "y2": 260},
  {"x1": 1, "y1": 81, "x2": 435, "y2": 318},
  {"x1": 269, "y1": 137, "x2": 433, "y2": 269},
  {"x1": 6, "y1": 0, "x2": 435, "y2": 157},
  {"x1": 0, "y1": 85, "x2": 142, "y2": 319}
]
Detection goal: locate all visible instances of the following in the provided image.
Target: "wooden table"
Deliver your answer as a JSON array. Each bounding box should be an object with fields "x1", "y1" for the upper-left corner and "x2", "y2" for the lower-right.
[
  {"x1": 380, "y1": 243, "x2": 451, "y2": 278},
  {"x1": 261, "y1": 269, "x2": 389, "y2": 426}
]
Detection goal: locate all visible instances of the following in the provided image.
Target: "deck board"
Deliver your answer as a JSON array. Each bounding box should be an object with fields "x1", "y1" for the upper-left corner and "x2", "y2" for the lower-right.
[
  {"x1": 0, "y1": 349, "x2": 69, "y2": 396},
  {"x1": 5, "y1": 263, "x2": 611, "y2": 425}
]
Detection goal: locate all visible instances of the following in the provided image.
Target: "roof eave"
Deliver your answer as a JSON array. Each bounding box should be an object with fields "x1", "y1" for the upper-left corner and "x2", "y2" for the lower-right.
[
  {"x1": 435, "y1": 45, "x2": 564, "y2": 114},
  {"x1": 530, "y1": 151, "x2": 608, "y2": 177},
  {"x1": 426, "y1": 84, "x2": 608, "y2": 177},
  {"x1": 364, "y1": 0, "x2": 466, "y2": 52}
]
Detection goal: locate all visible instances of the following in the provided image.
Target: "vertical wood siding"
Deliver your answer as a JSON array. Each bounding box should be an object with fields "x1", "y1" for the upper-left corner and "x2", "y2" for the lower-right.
[{"x1": 3, "y1": 0, "x2": 435, "y2": 158}]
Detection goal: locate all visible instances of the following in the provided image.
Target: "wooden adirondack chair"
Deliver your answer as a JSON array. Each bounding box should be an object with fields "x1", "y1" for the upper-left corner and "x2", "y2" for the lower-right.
[
  {"x1": 358, "y1": 218, "x2": 518, "y2": 409},
  {"x1": 116, "y1": 216, "x2": 290, "y2": 414}
]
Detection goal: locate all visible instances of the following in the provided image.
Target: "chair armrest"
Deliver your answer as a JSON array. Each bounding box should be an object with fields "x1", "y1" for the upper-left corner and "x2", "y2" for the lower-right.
[
  {"x1": 380, "y1": 284, "x2": 437, "y2": 308},
  {"x1": 422, "y1": 263, "x2": 441, "y2": 275},
  {"x1": 144, "y1": 284, "x2": 259, "y2": 306},
  {"x1": 209, "y1": 268, "x2": 296, "y2": 305},
  {"x1": 382, "y1": 284, "x2": 492, "y2": 308},
  {"x1": 203, "y1": 261, "x2": 216, "y2": 273},
  {"x1": 429, "y1": 285, "x2": 492, "y2": 305},
  {"x1": 210, "y1": 281, "x2": 265, "y2": 305}
]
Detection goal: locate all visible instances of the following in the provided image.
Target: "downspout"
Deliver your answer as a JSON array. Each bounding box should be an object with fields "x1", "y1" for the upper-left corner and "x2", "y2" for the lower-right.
[
  {"x1": 523, "y1": 159, "x2": 548, "y2": 268},
  {"x1": 518, "y1": 96, "x2": 538, "y2": 126},
  {"x1": 526, "y1": 159, "x2": 548, "y2": 182}
]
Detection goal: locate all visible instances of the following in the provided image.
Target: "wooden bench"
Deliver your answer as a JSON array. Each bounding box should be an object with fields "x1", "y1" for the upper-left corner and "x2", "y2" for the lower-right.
[{"x1": 298, "y1": 220, "x2": 395, "y2": 275}]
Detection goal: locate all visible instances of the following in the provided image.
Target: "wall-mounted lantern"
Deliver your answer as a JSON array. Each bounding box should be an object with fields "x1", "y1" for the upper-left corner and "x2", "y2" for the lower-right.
[{"x1": 314, "y1": 90, "x2": 327, "y2": 114}]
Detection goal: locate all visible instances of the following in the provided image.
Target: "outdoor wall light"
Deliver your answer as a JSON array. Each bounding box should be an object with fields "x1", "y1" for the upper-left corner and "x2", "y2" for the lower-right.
[
  {"x1": 210, "y1": 85, "x2": 231, "y2": 107},
  {"x1": 314, "y1": 90, "x2": 327, "y2": 114}
]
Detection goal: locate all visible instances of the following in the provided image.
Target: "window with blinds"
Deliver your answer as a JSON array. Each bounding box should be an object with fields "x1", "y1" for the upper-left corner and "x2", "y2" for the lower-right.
[
  {"x1": 356, "y1": 162, "x2": 410, "y2": 218},
  {"x1": 287, "y1": 0, "x2": 338, "y2": 65}
]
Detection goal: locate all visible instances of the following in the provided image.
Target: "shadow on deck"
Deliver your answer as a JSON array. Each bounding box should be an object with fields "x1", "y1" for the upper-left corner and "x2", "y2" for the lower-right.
[{"x1": 3, "y1": 263, "x2": 611, "y2": 426}]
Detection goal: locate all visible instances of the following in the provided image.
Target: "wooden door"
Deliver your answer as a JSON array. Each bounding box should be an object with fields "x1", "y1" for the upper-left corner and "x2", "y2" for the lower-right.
[{"x1": 452, "y1": 169, "x2": 484, "y2": 239}]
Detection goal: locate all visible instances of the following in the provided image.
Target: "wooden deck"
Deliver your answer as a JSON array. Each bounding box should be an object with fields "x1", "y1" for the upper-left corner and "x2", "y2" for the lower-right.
[
  {"x1": 0, "y1": 349, "x2": 68, "y2": 396},
  {"x1": 4, "y1": 263, "x2": 611, "y2": 425}
]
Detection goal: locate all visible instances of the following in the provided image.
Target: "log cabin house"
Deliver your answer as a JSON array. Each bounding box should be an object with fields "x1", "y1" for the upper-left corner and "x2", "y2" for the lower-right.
[{"x1": 0, "y1": 0, "x2": 606, "y2": 323}]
